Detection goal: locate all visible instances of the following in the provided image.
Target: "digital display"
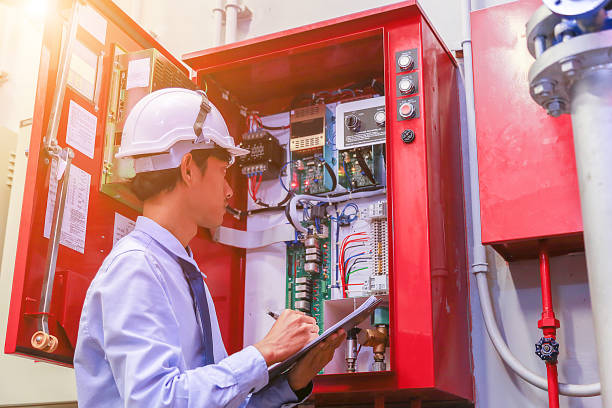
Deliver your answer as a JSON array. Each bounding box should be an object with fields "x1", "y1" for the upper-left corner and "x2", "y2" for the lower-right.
[{"x1": 291, "y1": 118, "x2": 324, "y2": 138}]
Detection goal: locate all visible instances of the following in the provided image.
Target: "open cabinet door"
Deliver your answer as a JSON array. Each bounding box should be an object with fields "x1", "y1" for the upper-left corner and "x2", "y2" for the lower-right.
[{"x1": 5, "y1": 0, "x2": 246, "y2": 366}]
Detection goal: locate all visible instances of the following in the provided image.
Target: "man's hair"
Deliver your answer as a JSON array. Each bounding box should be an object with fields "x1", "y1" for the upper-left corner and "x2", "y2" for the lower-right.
[{"x1": 130, "y1": 148, "x2": 231, "y2": 201}]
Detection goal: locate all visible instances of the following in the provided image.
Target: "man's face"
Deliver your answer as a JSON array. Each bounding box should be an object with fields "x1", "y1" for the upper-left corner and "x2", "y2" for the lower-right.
[{"x1": 188, "y1": 155, "x2": 233, "y2": 229}]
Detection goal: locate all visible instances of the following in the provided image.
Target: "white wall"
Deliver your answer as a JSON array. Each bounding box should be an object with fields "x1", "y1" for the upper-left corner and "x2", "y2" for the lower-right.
[{"x1": 0, "y1": 0, "x2": 602, "y2": 406}]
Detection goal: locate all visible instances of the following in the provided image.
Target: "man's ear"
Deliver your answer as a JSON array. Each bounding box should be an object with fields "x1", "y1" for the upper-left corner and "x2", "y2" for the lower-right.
[{"x1": 179, "y1": 153, "x2": 194, "y2": 186}]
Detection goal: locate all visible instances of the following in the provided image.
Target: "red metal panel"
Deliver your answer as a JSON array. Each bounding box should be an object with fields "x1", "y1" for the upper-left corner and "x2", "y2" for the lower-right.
[
  {"x1": 421, "y1": 18, "x2": 472, "y2": 399},
  {"x1": 5, "y1": 0, "x2": 245, "y2": 364},
  {"x1": 471, "y1": 0, "x2": 583, "y2": 259}
]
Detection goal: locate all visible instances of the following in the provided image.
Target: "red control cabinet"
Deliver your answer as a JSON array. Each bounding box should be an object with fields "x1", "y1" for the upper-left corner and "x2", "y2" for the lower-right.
[
  {"x1": 471, "y1": 0, "x2": 584, "y2": 260},
  {"x1": 6, "y1": 1, "x2": 473, "y2": 405}
]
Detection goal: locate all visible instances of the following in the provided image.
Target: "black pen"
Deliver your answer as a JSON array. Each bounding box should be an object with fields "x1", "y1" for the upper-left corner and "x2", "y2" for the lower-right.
[{"x1": 267, "y1": 310, "x2": 280, "y2": 320}]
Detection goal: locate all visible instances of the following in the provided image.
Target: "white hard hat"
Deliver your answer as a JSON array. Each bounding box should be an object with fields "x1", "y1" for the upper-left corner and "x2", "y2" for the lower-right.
[{"x1": 116, "y1": 88, "x2": 249, "y2": 173}]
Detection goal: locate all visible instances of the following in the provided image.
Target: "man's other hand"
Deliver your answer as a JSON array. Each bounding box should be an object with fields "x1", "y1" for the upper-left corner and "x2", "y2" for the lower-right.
[
  {"x1": 254, "y1": 310, "x2": 319, "y2": 366},
  {"x1": 287, "y1": 329, "x2": 346, "y2": 391}
]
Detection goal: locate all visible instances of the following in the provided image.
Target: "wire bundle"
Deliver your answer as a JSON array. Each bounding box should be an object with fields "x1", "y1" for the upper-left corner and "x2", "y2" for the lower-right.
[
  {"x1": 246, "y1": 112, "x2": 290, "y2": 131},
  {"x1": 338, "y1": 232, "x2": 370, "y2": 298},
  {"x1": 248, "y1": 172, "x2": 263, "y2": 202}
]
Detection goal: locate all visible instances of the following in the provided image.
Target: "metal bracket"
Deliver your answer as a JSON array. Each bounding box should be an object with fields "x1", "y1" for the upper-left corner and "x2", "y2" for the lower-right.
[
  {"x1": 32, "y1": 147, "x2": 74, "y2": 353},
  {"x1": 44, "y1": 0, "x2": 80, "y2": 151}
]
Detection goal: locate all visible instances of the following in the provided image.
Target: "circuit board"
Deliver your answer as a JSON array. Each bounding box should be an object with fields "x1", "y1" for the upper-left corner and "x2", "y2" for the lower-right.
[
  {"x1": 338, "y1": 144, "x2": 386, "y2": 190},
  {"x1": 291, "y1": 156, "x2": 329, "y2": 195},
  {"x1": 285, "y1": 220, "x2": 332, "y2": 333}
]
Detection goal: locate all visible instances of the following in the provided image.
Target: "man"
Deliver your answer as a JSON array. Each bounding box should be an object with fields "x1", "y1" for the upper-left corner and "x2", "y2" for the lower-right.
[{"x1": 74, "y1": 88, "x2": 345, "y2": 407}]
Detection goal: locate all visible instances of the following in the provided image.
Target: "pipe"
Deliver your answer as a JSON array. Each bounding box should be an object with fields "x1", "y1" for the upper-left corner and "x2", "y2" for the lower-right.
[
  {"x1": 475, "y1": 273, "x2": 600, "y2": 396},
  {"x1": 213, "y1": 0, "x2": 225, "y2": 46},
  {"x1": 461, "y1": 0, "x2": 601, "y2": 397},
  {"x1": 537, "y1": 246, "x2": 560, "y2": 408},
  {"x1": 225, "y1": 0, "x2": 239, "y2": 44},
  {"x1": 569, "y1": 66, "x2": 612, "y2": 406}
]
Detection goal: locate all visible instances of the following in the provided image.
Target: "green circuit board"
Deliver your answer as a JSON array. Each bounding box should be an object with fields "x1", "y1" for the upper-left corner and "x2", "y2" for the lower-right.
[
  {"x1": 285, "y1": 221, "x2": 332, "y2": 333},
  {"x1": 338, "y1": 144, "x2": 385, "y2": 190}
]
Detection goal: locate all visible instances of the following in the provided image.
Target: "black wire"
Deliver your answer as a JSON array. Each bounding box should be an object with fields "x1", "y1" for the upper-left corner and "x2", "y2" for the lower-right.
[
  {"x1": 355, "y1": 149, "x2": 376, "y2": 185},
  {"x1": 321, "y1": 159, "x2": 338, "y2": 192},
  {"x1": 253, "y1": 191, "x2": 292, "y2": 208},
  {"x1": 259, "y1": 123, "x2": 290, "y2": 131}
]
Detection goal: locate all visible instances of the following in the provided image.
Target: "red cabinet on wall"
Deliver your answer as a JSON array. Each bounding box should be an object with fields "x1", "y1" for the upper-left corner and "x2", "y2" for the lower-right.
[{"x1": 471, "y1": 0, "x2": 583, "y2": 260}]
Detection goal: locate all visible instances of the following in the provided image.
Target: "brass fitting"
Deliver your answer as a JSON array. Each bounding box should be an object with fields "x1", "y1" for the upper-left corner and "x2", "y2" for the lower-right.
[{"x1": 358, "y1": 325, "x2": 389, "y2": 370}]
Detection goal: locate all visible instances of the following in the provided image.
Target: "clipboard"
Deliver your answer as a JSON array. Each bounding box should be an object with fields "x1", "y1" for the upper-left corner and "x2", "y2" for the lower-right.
[{"x1": 268, "y1": 295, "x2": 384, "y2": 381}]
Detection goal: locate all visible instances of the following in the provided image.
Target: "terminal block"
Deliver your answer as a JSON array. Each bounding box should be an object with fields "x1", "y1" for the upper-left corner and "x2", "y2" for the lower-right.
[{"x1": 237, "y1": 130, "x2": 284, "y2": 179}]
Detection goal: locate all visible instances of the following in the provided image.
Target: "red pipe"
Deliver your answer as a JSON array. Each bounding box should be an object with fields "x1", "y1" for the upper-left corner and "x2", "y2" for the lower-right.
[{"x1": 538, "y1": 243, "x2": 560, "y2": 408}]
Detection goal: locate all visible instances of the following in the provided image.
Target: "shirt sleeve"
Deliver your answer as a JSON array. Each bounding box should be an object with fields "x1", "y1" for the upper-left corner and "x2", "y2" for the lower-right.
[
  {"x1": 245, "y1": 377, "x2": 313, "y2": 408},
  {"x1": 81, "y1": 250, "x2": 270, "y2": 408}
]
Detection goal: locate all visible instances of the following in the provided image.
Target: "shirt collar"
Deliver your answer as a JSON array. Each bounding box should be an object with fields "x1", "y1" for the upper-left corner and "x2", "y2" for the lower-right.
[{"x1": 134, "y1": 216, "x2": 206, "y2": 277}]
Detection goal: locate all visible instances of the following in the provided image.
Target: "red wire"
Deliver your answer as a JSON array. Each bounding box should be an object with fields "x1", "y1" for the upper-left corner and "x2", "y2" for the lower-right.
[
  {"x1": 256, "y1": 173, "x2": 263, "y2": 196},
  {"x1": 339, "y1": 232, "x2": 368, "y2": 297},
  {"x1": 248, "y1": 176, "x2": 256, "y2": 201}
]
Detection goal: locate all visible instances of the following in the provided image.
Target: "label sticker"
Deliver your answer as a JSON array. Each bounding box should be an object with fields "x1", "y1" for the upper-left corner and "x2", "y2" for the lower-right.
[
  {"x1": 67, "y1": 41, "x2": 97, "y2": 101},
  {"x1": 66, "y1": 100, "x2": 97, "y2": 159},
  {"x1": 126, "y1": 58, "x2": 151, "y2": 90},
  {"x1": 113, "y1": 213, "x2": 136, "y2": 246},
  {"x1": 44, "y1": 162, "x2": 91, "y2": 254},
  {"x1": 78, "y1": 5, "x2": 107, "y2": 45}
]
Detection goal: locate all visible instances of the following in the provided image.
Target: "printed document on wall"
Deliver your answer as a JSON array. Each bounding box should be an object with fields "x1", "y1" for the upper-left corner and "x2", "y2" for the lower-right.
[
  {"x1": 66, "y1": 100, "x2": 97, "y2": 159},
  {"x1": 78, "y1": 5, "x2": 107, "y2": 45},
  {"x1": 113, "y1": 212, "x2": 136, "y2": 246},
  {"x1": 44, "y1": 163, "x2": 91, "y2": 254}
]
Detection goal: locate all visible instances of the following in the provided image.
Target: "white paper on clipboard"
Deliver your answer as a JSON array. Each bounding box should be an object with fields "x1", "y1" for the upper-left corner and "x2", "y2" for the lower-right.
[{"x1": 267, "y1": 295, "x2": 383, "y2": 382}]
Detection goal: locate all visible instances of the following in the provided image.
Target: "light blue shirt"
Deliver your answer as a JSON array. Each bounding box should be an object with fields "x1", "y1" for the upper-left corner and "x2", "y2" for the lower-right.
[{"x1": 75, "y1": 216, "x2": 306, "y2": 407}]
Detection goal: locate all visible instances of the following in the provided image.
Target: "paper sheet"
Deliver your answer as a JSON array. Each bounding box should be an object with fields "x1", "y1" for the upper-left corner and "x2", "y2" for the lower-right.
[
  {"x1": 267, "y1": 295, "x2": 383, "y2": 381},
  {"x1": 67, "y1": 41, "x2": 97, "y2": 101},
  {"x1": 44, "y1": 158, "x2": 60, "y2": 238},
  {"x1": 78, "y1": 5, "x2": 107, "y2": 45},
  {"x1": 113, "y1": 213, "x2": 136, "y2": 246},
  {"x1": 126, "y1": 58, "x2": 151, "y2": 90},
  {"x1": 66, "y1": 100, "x2": 97, "y2": 159},
  {"x1": 44, "y1": 162, "x2": 91, "y2": 254}
]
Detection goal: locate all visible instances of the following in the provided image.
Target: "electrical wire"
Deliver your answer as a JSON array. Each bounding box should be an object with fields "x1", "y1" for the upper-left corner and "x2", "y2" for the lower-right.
[{"x1": 288, "y1": 188, "x2": 386, "y2": 233}]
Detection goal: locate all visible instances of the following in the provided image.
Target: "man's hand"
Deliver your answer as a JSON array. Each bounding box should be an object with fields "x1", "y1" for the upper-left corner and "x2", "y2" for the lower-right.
[
  {"x1": 287, "y1": 329, "x2": 346, "y2": 391},
  {"x1": 254, "y1": 310, "x2": 319, "y2": 366}
]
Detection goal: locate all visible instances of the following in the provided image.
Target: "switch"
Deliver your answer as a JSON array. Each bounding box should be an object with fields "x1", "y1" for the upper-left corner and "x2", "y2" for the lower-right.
[
  {"x1": 399, "y1": 102, "x2": 416, "y2": 119},
  {"x1": 374, "y1": 111, "x2": 386, "y2": 126},
  {"x1": 397, "y1": 54, "x2": 414, "y2": 71},
  {"x1": 398, "y1": 78, "x2": 415, "y2": 95},
  {"x1": 345, "y1": 114, "x2": 361, "y2": 131}
]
